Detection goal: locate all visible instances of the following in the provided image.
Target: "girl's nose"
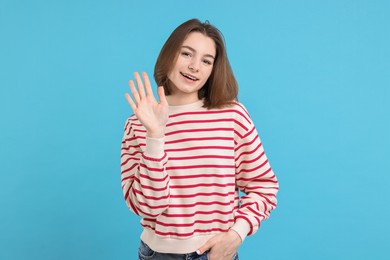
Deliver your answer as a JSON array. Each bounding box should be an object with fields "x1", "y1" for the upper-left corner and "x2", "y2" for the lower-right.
[{"x1": 188, "y1": 60, "x2": 199, "y2": 72}]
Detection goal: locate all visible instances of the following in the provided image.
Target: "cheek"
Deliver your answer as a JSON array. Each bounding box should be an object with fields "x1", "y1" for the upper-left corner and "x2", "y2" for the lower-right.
[
  {"x1": 167, "y1": 71, "x2": 172, "y2": 81},
  {"x1": 174, "y1": 56, "x2": 187, "y2": 68},
  {"x1": 167, "y1": 67, "x2": 177, "y2": 80},
  {"x1": 204, "y1": 67, "x2": 213, "y2": 79}
]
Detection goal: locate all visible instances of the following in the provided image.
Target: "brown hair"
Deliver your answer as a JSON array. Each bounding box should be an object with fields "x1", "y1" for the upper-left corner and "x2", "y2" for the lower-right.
[{"x1": 154, "y1": 19, "x2": 238, "y2": 108}]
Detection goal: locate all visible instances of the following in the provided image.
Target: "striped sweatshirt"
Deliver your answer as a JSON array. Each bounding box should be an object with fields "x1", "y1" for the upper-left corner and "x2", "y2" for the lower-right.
[{"x1": 120, "y1": 100, "x2": 278, "y2": 254}]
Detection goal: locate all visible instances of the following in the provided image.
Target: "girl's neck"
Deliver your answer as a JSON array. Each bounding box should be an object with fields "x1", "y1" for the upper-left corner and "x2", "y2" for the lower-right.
[{"x1": 166, "y1": 94, "x2": 200, "y2": 106}]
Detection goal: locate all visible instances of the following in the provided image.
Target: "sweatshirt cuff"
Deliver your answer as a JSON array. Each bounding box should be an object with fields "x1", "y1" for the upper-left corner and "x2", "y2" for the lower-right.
[
  {"x1": 145, "y1": 136, "x2": 165, "y2": 158},
  {"x1": 230, "y1": 219, "x2": 251, "y2": 243}
]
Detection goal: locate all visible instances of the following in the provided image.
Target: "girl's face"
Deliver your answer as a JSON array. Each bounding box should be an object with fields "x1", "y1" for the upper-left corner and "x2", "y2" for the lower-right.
[{"x1": 167, "y1": 32, "x2": 216, "y2": 105}]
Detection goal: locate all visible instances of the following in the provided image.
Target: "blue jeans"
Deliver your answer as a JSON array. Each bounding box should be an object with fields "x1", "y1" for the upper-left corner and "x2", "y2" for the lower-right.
[{"x1": 138, "y1": 240, "x2": 239, "y2": 260}]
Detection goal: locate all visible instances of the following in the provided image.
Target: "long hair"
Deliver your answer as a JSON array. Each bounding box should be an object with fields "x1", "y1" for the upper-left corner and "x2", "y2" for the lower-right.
[{"x1": 154, "y1": 19, "x2": 238, "y2": 108}]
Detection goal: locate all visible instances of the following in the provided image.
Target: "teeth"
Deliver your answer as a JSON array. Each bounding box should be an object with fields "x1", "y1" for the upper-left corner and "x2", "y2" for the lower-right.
[{"x1": 182, "y1": 73, "x2": 197, "y2": 81}]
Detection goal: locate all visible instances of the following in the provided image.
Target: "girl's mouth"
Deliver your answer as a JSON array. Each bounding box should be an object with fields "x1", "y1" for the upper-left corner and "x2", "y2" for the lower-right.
[{"x1": 180, "y1": 72, "x2": 198, "y2": 81}]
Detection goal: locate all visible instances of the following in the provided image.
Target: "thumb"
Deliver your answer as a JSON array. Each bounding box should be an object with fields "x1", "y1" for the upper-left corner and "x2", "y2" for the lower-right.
[
  {"x1": 197, "y1": 237, "x2": 216, "y2": 255},
  {"x1": 157, "y1": 86, "x2": 168, "y2": 105}
]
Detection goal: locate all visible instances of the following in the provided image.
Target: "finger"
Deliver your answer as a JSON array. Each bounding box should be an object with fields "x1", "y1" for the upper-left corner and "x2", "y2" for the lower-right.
[
  {"x1": 129, "y1": 80, "x2": 140, "y2": 104},
  {"x1": 124, "y1": 93, "x2": 137, "y2": 111},
  {"x1": 134, "y1": 72, "x2": 146, "y2": 98},
  {"x1": 142, "y1": 72, "x2": 154, "y2": 98},
  {"x1": 157, "y1": 86, "x2": 168, "y2": 105},
  {"x1": 196, "y1": 238, "x2": 215, "y2": 255}
]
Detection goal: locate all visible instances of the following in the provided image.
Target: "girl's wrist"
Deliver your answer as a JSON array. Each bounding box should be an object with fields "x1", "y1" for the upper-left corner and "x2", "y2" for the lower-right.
[{"x1": 146, "y1": 129, "x2": 165, "y2": 139}]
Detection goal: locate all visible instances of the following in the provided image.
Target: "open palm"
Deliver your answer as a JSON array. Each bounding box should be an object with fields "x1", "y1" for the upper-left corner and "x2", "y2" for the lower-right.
[{"x1": 125, "y1": 72, "x2": 169, "y2": 138}]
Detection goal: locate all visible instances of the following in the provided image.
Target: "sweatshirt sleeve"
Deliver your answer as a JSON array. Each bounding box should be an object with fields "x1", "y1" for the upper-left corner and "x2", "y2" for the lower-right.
[
  {"x1": 120, "y1": 117, "x2": 170, "y2": 218},
  {"x1": 230, "y1": 104, "x2": 279, "y2": 242}
]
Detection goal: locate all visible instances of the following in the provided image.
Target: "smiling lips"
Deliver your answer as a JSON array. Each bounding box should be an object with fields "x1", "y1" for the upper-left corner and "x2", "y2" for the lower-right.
[{"x1": 180, "y1": 72, "x2": 199, "y2": 81}]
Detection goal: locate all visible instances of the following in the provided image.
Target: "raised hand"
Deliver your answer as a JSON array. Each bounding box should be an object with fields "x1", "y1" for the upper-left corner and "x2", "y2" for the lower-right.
[{"x1": 125, "y1": 72, "x2": 169, "y2": 138}]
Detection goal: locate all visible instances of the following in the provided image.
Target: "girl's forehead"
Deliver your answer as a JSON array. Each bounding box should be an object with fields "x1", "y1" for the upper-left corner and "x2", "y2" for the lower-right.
[{"x1": 181, "y1": 32, "x2": 216, "y2": 56}]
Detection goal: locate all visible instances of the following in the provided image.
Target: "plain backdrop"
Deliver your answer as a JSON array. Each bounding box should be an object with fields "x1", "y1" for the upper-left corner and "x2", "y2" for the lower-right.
[{"x1": 1, "y1": 0, "x2": 389, "y2": 259}]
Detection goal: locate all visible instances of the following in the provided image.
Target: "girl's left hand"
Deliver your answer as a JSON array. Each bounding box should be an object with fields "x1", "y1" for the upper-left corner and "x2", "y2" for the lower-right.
[{"x1": 197, "y1": 230, "x2": 241, "y2": 260}]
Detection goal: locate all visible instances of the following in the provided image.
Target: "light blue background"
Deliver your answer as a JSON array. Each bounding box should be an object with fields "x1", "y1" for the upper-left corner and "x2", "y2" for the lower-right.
[{"x1": 1, "y1": 0, "x2": 389, "y2": 259}]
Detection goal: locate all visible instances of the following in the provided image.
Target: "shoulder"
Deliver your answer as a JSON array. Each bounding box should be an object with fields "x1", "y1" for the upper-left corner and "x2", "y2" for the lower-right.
[
  {"x1": 224, "y1": 101, "x2": 253, "y2": 126},
  {"x1": 206, "y1": 101, "x2": 255, "y2": 135},
  {"x1": 123, "y1": 114, "x2": 142, "y2": 133}
]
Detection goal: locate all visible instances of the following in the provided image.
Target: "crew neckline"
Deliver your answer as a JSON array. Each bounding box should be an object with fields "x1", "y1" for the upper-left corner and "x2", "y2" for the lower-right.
[{"x1": 168, "y1": 99, "x2": 204, "y2": 113}]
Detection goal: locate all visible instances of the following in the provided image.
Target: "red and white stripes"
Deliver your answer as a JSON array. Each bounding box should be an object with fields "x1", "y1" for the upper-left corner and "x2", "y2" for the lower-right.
[{"x1": 120, "y1": 100, "x2": 278, "y2": 253}]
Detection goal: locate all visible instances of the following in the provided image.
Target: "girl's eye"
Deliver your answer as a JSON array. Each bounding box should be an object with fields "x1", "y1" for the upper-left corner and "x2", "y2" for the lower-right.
[
  {"x1": 203, "y1": 59, "x2": 213, "y2": 65},
  {"x1": 181, "y1": 51, "x2": 192, "y2": 57}
]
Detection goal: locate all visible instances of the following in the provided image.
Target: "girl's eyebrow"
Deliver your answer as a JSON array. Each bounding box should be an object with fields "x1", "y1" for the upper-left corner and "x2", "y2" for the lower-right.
[{"x1": 182, "y1": 45, "x2": 215, "y2": 59}]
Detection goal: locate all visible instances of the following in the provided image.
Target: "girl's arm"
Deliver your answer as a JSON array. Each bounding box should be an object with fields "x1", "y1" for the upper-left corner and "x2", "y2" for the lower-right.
[{"x1": 121, "y1": 71, "x2": 170, "y2": 217}]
